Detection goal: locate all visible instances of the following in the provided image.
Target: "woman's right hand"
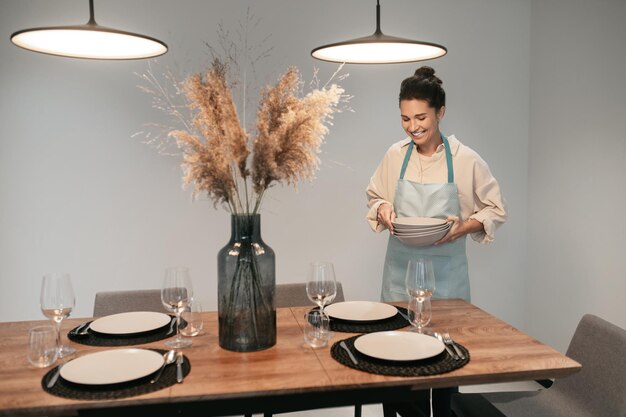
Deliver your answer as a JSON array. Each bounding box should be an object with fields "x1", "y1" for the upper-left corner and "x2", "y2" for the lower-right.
[{"x1": 377, "y1": 203, "x2": 396, "y2": 233}]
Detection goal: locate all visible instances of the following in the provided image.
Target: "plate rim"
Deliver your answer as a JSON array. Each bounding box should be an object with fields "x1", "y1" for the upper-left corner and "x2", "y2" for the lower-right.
[
  {"x1": 393, "y1": 217, "x2": 448, "y2": 227},
  {"x1": 353, "y1": 331, "x2": 445, "y2": 361},
  {"x1": 324, "y1": 301, "x2": 398, "y2": 322},
  {"x1": 59, "y1": 348, "x2": 164, "y2": 385},
  {"x1": 90, "y1": 311, "x2": 172, "y2": 335}
]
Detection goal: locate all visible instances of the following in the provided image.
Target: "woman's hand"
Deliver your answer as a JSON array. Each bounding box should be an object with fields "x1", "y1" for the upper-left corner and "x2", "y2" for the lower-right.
[
  {"x1": 435, "y1": 216, "x2": 483, "y2": 245},
  {"x1": 377, "y1": 203, "x2": 396, "y2": 233}
]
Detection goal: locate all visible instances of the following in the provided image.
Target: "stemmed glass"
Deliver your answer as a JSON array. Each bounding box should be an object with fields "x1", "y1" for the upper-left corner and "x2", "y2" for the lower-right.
[
  {"x1": 40, "y1": 272, "x2": 76, "y2": 357},
  {"x1": 161, "y1": 266, "x2": 193, "y2": 348},
  {"x1": 306, "y1": 261, "x2": 337, "y2": 316},
  {"x1": 405, "y1": 258, "x2": 435, "y2": 332}
]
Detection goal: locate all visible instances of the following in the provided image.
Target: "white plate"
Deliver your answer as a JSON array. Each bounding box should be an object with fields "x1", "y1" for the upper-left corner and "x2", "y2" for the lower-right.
[
  {"x1": 324, "y1": 301, "x2": 398, "y2": 322},
  {"x1": 354, "y1": 331, "x2": 445, "y2": 361},
  {"x1": 393, "y1": 217, "x2": 448, "y2": 227},
  {"x1": 90, "y1": 311, "x2": 171, "y2": 335},
  {"x1": 394, "y1": 223, "x2": 451, "y2": 235},
  {"x1": 395, "y1": 228, "x2": 450, "y2": 246},
  {"x1": 392, "y1": 222, "x2": 450, "y2": 231},
  {"x1": 60, "y1": 348, "x2": 164, "y2": 385}
]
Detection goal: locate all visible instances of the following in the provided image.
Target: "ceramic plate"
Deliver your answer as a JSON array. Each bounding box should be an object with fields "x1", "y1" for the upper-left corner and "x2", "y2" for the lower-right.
[
  {"x1": 354, "y1": 331, "x2": 445, "y2": 361},
  {"x1": 395, "y1": 228, "x2": 450, "y2": 246},
  {"x1": 324, "y1": 301, "x2": 398, "y2": 322},
  {"x1": 393, "y1": 217, "x2": 448, "y2": 227},
  {"x1": 394, "y1": 222, "x2": 450, "y2": 230},
  {"x1": 90, "y1": 311, "x2": 171, "y2": 335},
  {"x1": 60, "y1": 348, "x2": 164, "y2": 385},
  {"x1": 394, "y1": 223, "x2": 451, "y2": 235}
]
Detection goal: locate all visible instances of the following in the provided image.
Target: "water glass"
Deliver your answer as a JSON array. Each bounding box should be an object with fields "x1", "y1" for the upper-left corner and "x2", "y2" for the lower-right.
[
  {"x1": 407, "y1": 296, "x2": 432, "y2": 332},
  {"x1": 180, "y1": 298, "x2": 204, "y2": 337},
  {"x1": 303, "y1": 310, "x2": 331, "y2": 348},
  {"x1": 27, "y1": 325, "x2": 59, "y2": 368}
]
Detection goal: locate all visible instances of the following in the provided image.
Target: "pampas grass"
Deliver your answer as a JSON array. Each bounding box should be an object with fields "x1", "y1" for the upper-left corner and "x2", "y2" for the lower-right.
[{"x1": 154, "y1": 58, "x2": 346, "y2": 215}]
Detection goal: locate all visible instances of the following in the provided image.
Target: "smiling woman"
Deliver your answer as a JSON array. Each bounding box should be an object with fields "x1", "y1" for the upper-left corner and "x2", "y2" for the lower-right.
[
  {"x1": 366, "y1": 66, "x2": 507, "y2": 303},
  {"x1": 365, "y1": 66, "x2": 508, "y2": 417}
]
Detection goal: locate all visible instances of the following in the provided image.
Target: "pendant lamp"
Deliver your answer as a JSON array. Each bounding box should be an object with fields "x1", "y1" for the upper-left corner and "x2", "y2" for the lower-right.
[
  {"x1": 311, "y1": 0, "x2": 446, "y2": 64},
  {"x1": 10, "y1": 0, "x2": 167, "y2": 60}
]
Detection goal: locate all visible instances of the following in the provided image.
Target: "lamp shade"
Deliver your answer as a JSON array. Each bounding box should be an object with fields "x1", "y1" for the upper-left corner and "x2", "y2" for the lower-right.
[
  {"x1": 311, "y1": 1, "x2": 446, "y2": 64},
  {"x1": 10, "y1": 0, "x2": 167, "y2": 60}
]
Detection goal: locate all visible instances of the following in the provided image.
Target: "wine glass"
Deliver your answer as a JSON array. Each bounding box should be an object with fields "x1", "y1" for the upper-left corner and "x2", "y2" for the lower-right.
[
  {"x1": 40, "y1": 272, "x2": 75, "y2": 357},
  {"x1": 405, "y1": 258, "x2": 435, "y2": 332},
  {"x1": 161, "y1": 266, "x2": 193, "y2": 348},
  {"x1": 405, "y1": 258, "x2": 435, "y2": 300},
  {"x1": 306, "y1": 261, "x2": 337, "y2": 315}
]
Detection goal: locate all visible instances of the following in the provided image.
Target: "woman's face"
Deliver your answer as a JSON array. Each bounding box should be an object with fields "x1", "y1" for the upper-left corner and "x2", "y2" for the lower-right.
[{"x1": 400, "y1": 99, "x2": 445, "y2": 149}]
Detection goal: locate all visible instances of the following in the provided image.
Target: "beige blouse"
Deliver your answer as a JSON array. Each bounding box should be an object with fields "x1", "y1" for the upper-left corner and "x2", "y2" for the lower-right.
[{"x1": 366, "y1": 135, "x2": 507, "y2": 243}]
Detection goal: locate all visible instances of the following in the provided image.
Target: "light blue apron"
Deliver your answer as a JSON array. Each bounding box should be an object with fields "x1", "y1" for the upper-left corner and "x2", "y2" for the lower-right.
[{"x1": 381, "y1": 134, "x2": 470, "y2": 302}]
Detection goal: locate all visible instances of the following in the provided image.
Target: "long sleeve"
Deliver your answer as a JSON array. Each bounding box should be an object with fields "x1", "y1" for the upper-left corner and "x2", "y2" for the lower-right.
[
  {"x1": 365, "y1": 142, "x2": 405, "y2": 232},
  {"x1": 366, "y1": 157, "x2": 392, "y2": 232},
  {"x1": 467, "y1": 155, "x2": 507, "y2": 243}
]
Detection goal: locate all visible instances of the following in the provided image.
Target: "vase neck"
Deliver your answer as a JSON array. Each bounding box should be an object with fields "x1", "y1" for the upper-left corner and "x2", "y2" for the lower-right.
[{"x1": 230, "y1": 214, "x2": 262, "y2": 241}]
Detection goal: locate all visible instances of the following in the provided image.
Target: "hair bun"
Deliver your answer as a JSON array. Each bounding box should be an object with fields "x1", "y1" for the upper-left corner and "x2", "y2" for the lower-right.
[{"x1": 414, "y1": 66, "x2": 441, "y2": 85}]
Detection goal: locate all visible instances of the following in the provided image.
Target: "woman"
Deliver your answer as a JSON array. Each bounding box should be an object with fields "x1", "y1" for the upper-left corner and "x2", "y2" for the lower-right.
[
  {"x1": 366, "y1": 66, "x2": 507, "y2": 417},
  {"x1": 366, "y1": 66, "x2": 507, "y2": 302}
]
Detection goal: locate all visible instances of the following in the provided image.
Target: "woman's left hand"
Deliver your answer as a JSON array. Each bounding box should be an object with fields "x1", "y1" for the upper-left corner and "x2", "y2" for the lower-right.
[{"x1": 435, "y1": 216, "x2": 483, "y2": 245}]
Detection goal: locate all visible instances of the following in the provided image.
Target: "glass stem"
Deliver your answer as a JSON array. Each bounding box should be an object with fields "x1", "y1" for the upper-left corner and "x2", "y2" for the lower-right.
[
  {"x1": 54, "y1": 320, "x2": 62, "y2": 353},
  {"x1": 417, "y1": 300, "x2": 424, "y2": 330},
  {"x1": 175, "y1": 313, "x2": 181, "y2": 341}
]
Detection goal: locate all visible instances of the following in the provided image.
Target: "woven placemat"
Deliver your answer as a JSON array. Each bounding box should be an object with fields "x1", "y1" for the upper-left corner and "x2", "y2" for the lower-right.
[
  {"x1": 320, "y1": 307, "x2": 410, "y2": 333},
  {"x1": 67, "y1": 317, "x2": 176, "y2": 347},
  {"x1": 331, "y1": 335, "x2": 469, "y2": 376},
  {"x1": 42, "y1": 349, "x2": 191, "y2": 400}
]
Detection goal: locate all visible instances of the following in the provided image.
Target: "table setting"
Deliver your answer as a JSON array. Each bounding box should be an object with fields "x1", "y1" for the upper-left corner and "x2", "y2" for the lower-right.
[
  {"x1": 41, "y1": 348, "x2": 191, "y2": 400},
  {"x1": 30, "y1": 268, "x2": 200, "y2": 402},
  {"x1": 304, "y1": 258, "x2": 471, "y2": 379},
  {"x1": 67, "y1": 311, "x2": 177, "y2": 347}
]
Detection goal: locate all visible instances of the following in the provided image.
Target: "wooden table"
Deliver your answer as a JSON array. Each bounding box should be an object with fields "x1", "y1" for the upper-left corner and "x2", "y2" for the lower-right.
[{"x1": 0, "y1": 299, "x2": 580, "y2": 417}]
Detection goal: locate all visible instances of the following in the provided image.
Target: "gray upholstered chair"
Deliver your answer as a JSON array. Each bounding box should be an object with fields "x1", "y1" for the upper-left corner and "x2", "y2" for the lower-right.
[
  {"x1": 275, "y1": 281, "x2": 345, "y2": 307},
  {"x1": 451, "y1": 314, "x2": 626, "y2": 417},
  {"x1": 93, "y1": 289, "x2": 167, "y2": 316}
]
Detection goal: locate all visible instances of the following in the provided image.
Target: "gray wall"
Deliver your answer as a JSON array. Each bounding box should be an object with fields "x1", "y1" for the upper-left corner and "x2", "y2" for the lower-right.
[
  {"x1": 527, "y1": 0, "x2": 626, "y2": 351},
  {"x1": 3, "y1": 0, "x2": 525, "y2": 343}
]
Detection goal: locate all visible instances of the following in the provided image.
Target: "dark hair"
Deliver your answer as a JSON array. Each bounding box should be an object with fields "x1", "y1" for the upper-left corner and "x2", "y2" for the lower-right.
[{"x1": 399, "y1": 66, "x2": 445, "y2": 110}]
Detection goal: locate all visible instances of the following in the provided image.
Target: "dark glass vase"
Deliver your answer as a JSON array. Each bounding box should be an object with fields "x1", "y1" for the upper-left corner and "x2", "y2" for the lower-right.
[{"x1": 218, "y1": 214, "x2": 276, "y2": 352}]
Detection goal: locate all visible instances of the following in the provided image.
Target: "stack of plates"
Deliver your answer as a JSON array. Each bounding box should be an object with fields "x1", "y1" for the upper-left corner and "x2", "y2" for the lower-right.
[{"x1": 392, "y1": 217, "x2": 451, "y2": 246}]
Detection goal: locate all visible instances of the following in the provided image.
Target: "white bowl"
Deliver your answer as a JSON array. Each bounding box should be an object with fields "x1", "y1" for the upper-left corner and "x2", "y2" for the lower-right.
[{"x1": 395, "y1": 227, "x2": 450, "y2": 246}]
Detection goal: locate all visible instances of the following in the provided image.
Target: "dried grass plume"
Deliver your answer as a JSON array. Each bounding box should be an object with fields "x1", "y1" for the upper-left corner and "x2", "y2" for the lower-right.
[{"x1": 155, "y1": 59, "x2": 347, "y2": 215}]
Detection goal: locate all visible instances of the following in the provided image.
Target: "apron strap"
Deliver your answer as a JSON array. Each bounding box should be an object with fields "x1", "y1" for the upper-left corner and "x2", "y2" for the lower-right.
[
  {"x1": 399, "y1": 134, "x2": 455, "y2": 183},
  {"x1": 399, "y1": 141, "x2": 413, "y2": 180},
  {"x1": 442, "y1": 135, "x2": 454, "y2": 183}
]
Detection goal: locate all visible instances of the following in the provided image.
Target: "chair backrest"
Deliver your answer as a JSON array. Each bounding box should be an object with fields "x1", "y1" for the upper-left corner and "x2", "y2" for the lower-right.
[
  {"x1": 94, "y1": 283, "x2": 347, "y2": 315},
  {"x1": 93, "y1": 289, "x2": 167, "y2": 316},
  {"x1": 452, "y1": 314, "x2": 626, "y2": 417},
  {"x1": 553, "y1": 314, "x2": 626, "y2": 416},
  {"x1": 275, "y1": 282, "x2": 345, "y2": 308}
]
